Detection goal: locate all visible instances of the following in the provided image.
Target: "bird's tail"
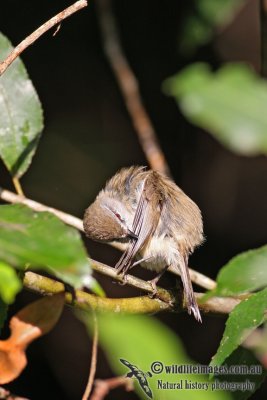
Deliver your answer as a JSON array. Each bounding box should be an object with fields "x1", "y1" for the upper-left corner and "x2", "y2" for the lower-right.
[{"x1": 174, "y1": 254, "x2": 202, "y2": 322}]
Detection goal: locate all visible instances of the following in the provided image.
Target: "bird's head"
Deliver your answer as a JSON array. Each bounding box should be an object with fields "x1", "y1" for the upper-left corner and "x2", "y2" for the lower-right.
[{"x1": 83, "y1": 195, "x2": 137, "y2": 242}]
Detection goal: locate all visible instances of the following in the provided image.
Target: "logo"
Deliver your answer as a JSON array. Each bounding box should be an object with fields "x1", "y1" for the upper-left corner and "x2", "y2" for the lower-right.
[{"x1": 120, "y1": 358, "x2": 153, "y2": 399}]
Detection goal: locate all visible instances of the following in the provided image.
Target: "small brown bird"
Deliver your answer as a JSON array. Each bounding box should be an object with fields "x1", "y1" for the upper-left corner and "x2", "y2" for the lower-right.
[{"x1": 83, "y1": 166, "x2": 204, "y2": 321}]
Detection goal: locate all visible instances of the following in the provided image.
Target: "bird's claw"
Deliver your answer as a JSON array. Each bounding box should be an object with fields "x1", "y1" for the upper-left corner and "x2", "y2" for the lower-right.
[
  {"x1": 148, "y1": 278, "x2": 158, "y2": 298},
  {"x1": 117, "y1": 270, "x2": 128, "y2": 285}
]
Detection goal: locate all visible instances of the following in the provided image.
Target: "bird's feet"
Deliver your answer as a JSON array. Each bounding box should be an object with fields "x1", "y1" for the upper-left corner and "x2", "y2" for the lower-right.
[
  {"x1": 116, "y1": 269, "x2": 128, "y2": 286},
  {"x1": 147, "y1": 266, "x2": 168, "y2": 298},
  {"x1": 147, "y1": 277, "x2": 159, "y2": 298}
]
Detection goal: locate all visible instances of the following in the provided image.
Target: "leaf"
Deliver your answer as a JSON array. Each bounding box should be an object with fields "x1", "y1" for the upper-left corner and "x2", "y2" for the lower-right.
[
  {"x1": 208, "y1": 245, "x2": 267, "y2": 298},
  {"x1": 81, "y1": 312, "x2": 230, "y2": 400},
  {"x1": 164, "y1": 63, "x2": 267, "y2": 156},
  {"x1": 180, "y1": 0, "x2": 245, "y2": 55},
  {"x1": 0, "y1": 32, "x2": 43, "y2": 178},
  {"x1": 210, "y1": 288, "x2": 267, "y2": 369},
  {"x1": 0, "y1": 294, "x2": 64, "y2": 384},
  {"x1": 0, "y1": 204, "x2": 91, "y2": 288},
  {"x1": 0, "y1": 261, "x2": 22, "y2": 303},
  {"x1": 87, "y1": 277, "x2": 106, "y2": 298},
  {"x1": 217, "y1": 347, "x2": 267, "y2": 400}
]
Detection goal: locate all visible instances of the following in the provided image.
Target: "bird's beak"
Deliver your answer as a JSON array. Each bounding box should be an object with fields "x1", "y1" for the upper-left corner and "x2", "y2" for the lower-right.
[{"x1": 127, "y1": 229, "x2": 138, "y2": 240}]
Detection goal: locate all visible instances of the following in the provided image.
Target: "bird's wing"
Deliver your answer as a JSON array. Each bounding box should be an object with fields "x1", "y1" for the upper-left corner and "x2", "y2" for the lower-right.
[{"x1": 115, "y1": 172, "x2": 163, "y2": 272}]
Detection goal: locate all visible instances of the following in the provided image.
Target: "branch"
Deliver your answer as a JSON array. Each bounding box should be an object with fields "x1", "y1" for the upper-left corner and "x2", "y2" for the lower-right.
[
  {"x1": 0, "y1": 0, "x2": 88, "y2": 76},
  {"x1": 90, "y1": 377, "x2": 134, "y2": 400},
  {"x1": 23, "y1": 270, "x2": 240, "y2": 316},
  {"x1": 23, "y1": 271, "x2": 172, "y2": 314},
  {"x1": 96, "y1": 0, "x2": 171, "y2": 177},
  {"x1": 91, "y1": 260, "x2": 238, "y2": 314},
  {"x1": 91, "y1": 259, "x2": 175, "y2": 304},
  {"x1": 0, "y1": 187, "x2": 216, "y2": 291},
  {"x1": 0, "y1": 187, "x2": 83, "y2": 231},
  {"x1": 82, "y1": 313, "x2": 98, "y2": 400}
]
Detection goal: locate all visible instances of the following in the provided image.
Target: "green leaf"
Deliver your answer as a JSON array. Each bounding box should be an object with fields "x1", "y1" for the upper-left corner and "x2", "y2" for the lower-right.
[
  {"x1": 180, "y1": 0, "x2": 245, "y2": 55},
  {"x1": 209, "y1": 245, "x2": 267, "y2": 298},
  {"x1": 89, "y1": 278, "x2": 106, "y2": 297},
  {"x1": 164, "y1": 63, "x2": 267, "y2": 156},
  {"x1": 81, "y1": 312, "x2": 230, "y2": 400},
  {"x1": 0, "y1": 204, "x2": 91, "y2": 288},
  {"x1": 211, "y1": 288, "x2": 267, "y2": 369},
  {"x1": 0, "y1": 32, "x2": 43, "y2": 178},
  {"x1": 218, "y1": 347, "x2": 266, "y2": 400},
  {"x1": 0, "y1": 261, "x2": 22, "y2": 304}
]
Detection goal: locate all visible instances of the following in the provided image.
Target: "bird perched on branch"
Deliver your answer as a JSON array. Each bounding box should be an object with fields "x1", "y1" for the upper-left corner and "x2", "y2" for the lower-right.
[{"x1": 83, "y1": 166, "x2": 204, "y2": 321}]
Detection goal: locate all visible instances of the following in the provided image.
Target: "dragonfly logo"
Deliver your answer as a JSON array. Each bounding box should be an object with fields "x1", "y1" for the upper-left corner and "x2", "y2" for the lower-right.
[{"x1": 120, "y1": 358, "x2": 153, "y2": 399}]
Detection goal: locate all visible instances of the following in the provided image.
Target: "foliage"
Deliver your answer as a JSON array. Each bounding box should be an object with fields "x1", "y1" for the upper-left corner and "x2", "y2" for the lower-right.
[
  {"x1": 0, "y1": 32, "x2": 43, "y2": 178},
  {"x1": 211, "y1": 288, "x2": 267, "y2": 368},
  {"x1": 165, "y1": 63, "x2": 267, "y2": 156},
  {"x1": 82, "y1": 312, "x2": 230, "y2": 400},
  {"x1": 0, "y1": 261, "x2": 21, "y2": 304},
  {"x1": 179, "y1": 0, "x2": 245, "y2": 55},
  {"x1": 0, "y1": 203, "x2": 91, "y2": 288},
  {"x1": 219, "y1": 348, "x2": 267, "y2": 400},
  {"x1": 204, "y1": 245, "x2": 267, "y2": 298}
]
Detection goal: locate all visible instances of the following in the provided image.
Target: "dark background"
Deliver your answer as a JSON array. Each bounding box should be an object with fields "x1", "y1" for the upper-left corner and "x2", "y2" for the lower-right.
[{"x1": 0, "y1": 0, "x2": 267, "y2": 399}]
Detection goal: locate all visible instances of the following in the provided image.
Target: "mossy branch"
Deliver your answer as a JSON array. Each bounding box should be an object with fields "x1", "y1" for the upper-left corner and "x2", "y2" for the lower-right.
[{"x1": 23, "y1": 270, "x2": 240, "y2": 316}]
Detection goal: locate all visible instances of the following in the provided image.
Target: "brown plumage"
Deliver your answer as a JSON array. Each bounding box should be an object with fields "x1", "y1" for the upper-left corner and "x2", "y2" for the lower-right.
[{"x1": 83, "y1": 166, "x2": 204, "y2": 321}]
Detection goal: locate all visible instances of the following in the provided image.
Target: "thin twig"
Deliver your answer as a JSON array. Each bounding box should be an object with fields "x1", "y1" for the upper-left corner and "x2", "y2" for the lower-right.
[
  {"x1": 0, "y1": 187, "x2": 83, "y2": 231},
  {"x1": 12, "y1": 177, "x2": 24, "y2": 197},
  {"x1": 82, "y1": 312, "x2": 98, "y2": 400},
  {"x1": 90, "y1": 376, "x2": 134, "y2": 400},
  {"x1": 91, "y1": 259, "x2": 175, "y2": 304},
  {"x1": 0, "y1": 186, "x2": 216, "y2": 291},
  {"x1": 96, "y1": 0, "x2": 171, "y2": 177},
  {"x1": 53, "y1": 23, "x2": 62, "y2": 37},
  {"x1": 0, "y1": 0, "x2": 88, "y2": 76}
]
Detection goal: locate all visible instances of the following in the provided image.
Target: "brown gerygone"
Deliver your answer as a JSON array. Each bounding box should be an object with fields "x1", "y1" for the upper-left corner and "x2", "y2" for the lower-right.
[{"x1": 83, "y1": 166, "x2": 204, "y2": 322}]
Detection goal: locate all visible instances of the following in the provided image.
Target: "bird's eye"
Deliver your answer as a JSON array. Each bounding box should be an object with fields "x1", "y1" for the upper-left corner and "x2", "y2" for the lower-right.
[
  {"x1": 111, "y1": 210, "x2": 124, "y2": 223},
  {"x1": 115, "y1": 212, "x2": 121, "y2": 220}
]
